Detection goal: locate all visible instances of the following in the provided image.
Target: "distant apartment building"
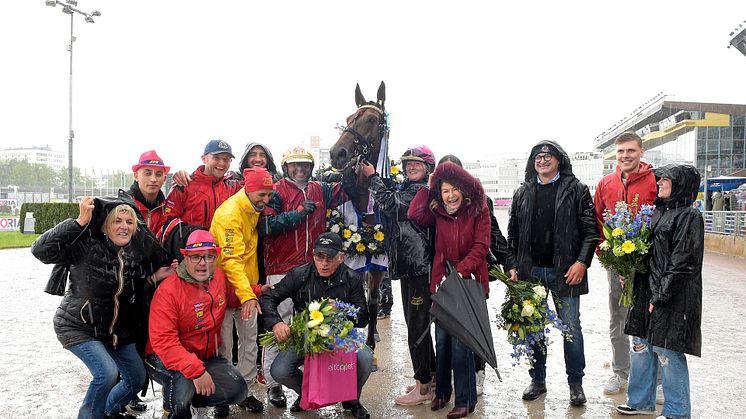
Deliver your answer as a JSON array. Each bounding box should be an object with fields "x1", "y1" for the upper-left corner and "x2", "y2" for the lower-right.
[
  {"x1": 571, "y1": 151, "x2": 604, "y2": 196},
  {"x1": 309, "y1": 136, "x2": 331, "y2": 169},
  {"x1": 0, "y1": 146, "x2": 66, "y2": 171}
]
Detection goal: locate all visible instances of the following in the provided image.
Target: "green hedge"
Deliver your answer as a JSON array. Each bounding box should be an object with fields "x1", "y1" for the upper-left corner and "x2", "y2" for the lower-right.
[{"x1": 19, "y1": 202, "x2": 79, "y2": 233}]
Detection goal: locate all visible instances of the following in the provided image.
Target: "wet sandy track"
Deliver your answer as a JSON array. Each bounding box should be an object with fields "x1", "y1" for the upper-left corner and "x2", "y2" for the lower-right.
[{"x1": 3, "y1": 221, "x2": 744, "y2": 418}]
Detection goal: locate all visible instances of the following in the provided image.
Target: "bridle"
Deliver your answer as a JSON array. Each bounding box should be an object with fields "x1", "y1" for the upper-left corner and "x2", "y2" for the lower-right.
[{"x1": 341, "y1": 103, "x2": 388, "y2": 163}]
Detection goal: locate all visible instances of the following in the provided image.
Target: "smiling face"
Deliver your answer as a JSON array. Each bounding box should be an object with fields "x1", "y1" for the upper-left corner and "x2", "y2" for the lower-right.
[
  {"x1": 246, "y1": 146, "x2": 268, "y2": 169},
  {"x1": 184, "y1": 250, "x2": 217, "y2": 282},
  {"x1": 134, "y1": 166, "x2": 166, "y2": 201},
  {"x1": 534, "y1": 153, "x2": 560, "y2": 179},
  {"x1": 105, "y1": 210, "x2": 137, "y2": 246},
  {"x1": 657, "y1": 177, "x2": 672, "y2": 199},
  {"x1": 247, "y1": 188, "x2": 274, "y2": 211},
  {"x1": 616, "y1": 140, "x2": 644, "y2": 175},
  {"x1": 286, "y1": 162, "x2": 312, "y2": 182},
  {"x1": 201, "y1": 153, "x2": 233, "y2": 179},
  {"x1": 404, "y1": 161, "x2": 427, "y2": 182},
  {"x1": 440, "y1": 181, "x2": 464, "y2": 212}
]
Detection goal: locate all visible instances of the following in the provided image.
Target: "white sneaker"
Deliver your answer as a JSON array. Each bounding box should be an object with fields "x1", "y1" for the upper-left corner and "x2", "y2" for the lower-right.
[
  {"x1": 476, "y1": 370, "x2": 485, "y2": 396},
  {"x1": 656, "y1": 384, "x2": 664, "y2": 405},
  {"x1": 603, "y1": 374, "x2": 628, "y2": 394},
  {"x1": 190, "y1": 406, "x2": 209, "y2": 419}
]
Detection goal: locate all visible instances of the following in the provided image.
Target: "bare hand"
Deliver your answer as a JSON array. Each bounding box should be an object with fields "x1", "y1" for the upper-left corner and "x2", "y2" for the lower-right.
[
  {"x1": 261, "y1": 283, "x2": 275, "y2": 293},
  {"x1": 193, "y1": 371, "x2": 215, "y2": 396},
  {"x1": 272, "y1": 322, "x2": 291, "y2": 342},
  {"x1": 508, "y1": 268, "x2": 518, "y2": 282},
  {"x1": 76, "y1": 196, "x2": 95, "y2": 226},
  {"x1": 649, "y1": 303, "x2": 654, "y2": 313},
  {"x1": 151, "y1": 262, "x2": 177, "y2": 284},
  {"x1": 172, "y1": 170, "x2": 191, "y2": 187},
  {"x1": 241, "y1": 299, "x2": 260, "y2": 320},
  {"x1": 618, "y1": 275, "x2": 625, "y2": 288},
  {"x1": 360, "y1": 161, "x2": 376, "y2": 178},
  {"x1": 564, "y1": 261, "x2": 586, "y2": 285}
]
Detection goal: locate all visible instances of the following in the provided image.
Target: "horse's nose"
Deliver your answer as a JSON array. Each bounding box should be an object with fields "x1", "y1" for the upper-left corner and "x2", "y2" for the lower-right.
[{"x1": 330, "y1": 146, "x2": 348, "y2": 169}]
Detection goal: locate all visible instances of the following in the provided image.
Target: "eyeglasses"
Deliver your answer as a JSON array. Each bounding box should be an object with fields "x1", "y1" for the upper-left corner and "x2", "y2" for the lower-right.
[
  {"x1": 186, "y1": 254, "x2": 217, "y2": 263},
  {"x1": 534, "y1": 153, "x2": 553, "y2": 162}
]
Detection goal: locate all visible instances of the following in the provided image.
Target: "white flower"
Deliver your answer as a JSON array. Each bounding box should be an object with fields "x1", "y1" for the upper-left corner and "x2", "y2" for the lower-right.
[
  {"x1": 532, "y1": 285, "x2": 547, "y2": 300},
  {"x1": 599, "y1": 240, "x2": 610, "y2": 251},
  {"x1": 521, "y1": 302, "x2": 535, "y2": 317},
  {"x1": 351, "y1": 233, "x2": 362, "y2": 243},
  {"x1": 330, "y1": 224, "x2": 340, "y2": 234},
  {"x1": 367, "y1": 243, "x2": 377, "y2": 251},
  {"x1": 308, "y1": 301, "x2": 321, "y2": 312},
  {"x1": 349, "y1": 224, "x2": 358, "y2": 232},
  {"x1": 331, "y1": 210, "x2": 340, "y2": 217},
  {"x1": 316, "y1": 324, "x2": 331, "y2": 337},
  {"x1": 395, "y1": 174, "x2": 405, "y2": 183},
  {"x1": 374, "y1": 224, "x2": 382, "y2": 231},
  {"x1": 343, "y1": 240, "x2": 351, "y2": 250}
]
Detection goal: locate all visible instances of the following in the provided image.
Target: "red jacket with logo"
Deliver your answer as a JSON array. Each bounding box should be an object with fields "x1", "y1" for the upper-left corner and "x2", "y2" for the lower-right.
[
  {"x1": 593, "y1": 161, "x2": 658, "y2": 229},
  {"x1": 260, "y1": 179, "x2": 346, "y2": 276},
  {"x1": 146, "y1": 269, "x2": 240, "y2": 379},
  {"x1": 165, "y1": 166, "x2": 242, "y2": 228}
]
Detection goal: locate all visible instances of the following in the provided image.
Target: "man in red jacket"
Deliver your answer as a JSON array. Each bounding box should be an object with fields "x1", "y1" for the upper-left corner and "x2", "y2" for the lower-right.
[
  {"x1": 145, "y1": 230, "x2": 247, "y2": 419},
  {"x1": 164, "y1": 140, "x2": 242, "y2": 228},
  {"x1": 593, "y1": 131, "x2": 658, "y2": 396},
  {"x1": 129, "y1": 150, "x2": 170, "y2": 234}
]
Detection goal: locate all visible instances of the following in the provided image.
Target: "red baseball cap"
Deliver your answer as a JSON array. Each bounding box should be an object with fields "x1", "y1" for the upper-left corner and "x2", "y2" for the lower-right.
[
  {"x1": 180, "y1": 230, "x2": 221, "y2": 255},
  {"x1": 132, "y1": 150, "x2": 170, "y2": 173}
]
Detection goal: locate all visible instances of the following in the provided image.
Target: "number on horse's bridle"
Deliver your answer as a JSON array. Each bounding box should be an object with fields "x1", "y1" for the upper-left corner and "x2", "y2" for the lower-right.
[{"x1": 342, "y1": 104, "x2": 386, "y2": 162}]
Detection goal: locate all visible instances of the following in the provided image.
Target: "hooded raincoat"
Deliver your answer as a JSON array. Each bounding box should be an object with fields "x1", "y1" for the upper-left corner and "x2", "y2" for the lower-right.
[
  {"x1": 507, "y1": 140, "x2": 597, "y2": 297},
  {"x1": 624, "y1": 164, "x2": 703, "y2": 357}
]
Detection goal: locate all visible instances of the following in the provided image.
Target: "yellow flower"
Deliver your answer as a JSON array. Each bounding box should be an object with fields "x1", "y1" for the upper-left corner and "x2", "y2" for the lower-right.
[
  {"x1": 510, "y1": 323, "x2": 521, "y2": 332},
  {"x1": 621, "y1": 240, "x2": 636, "y2": 254},
  {"x1": 374, "y1": 231, "x2": 384, "y2": 241},
  {"x1": 307, "y1": 310, "x2": 324, "y2": 328},
  {"x1": 612, "y1": 227, "x2": 625, "y2": 237},
  {"x1": 355, "y1": 243, "x2": 366, "y2": 252},
  {"x1": 326, "y1": 209, "x2": 332, "y2": 217},
  {"x1": 343, "y1": 229, "x2": 352, "y2": 239},
  {"x1": 391, "y1": 166, "x2": 400, "y2": 175}
]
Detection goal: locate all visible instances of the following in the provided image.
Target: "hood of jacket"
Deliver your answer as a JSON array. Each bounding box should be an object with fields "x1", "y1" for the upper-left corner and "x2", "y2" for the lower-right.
[
  {"x1": 428, "y1": 162, "x2": 486, "y2": 218},
  {"x1": 129, "y1": 181, "x2": 165, "y2": 210},
  {"x1": 652, "y1": 164, "x2": 700, "y2": 209},
  {"x1": 239, "y1": 142, "x2": 279, "y2": 179},
  {"x1": 523, "y1": 140, "x2": 574, "y2": 183}
]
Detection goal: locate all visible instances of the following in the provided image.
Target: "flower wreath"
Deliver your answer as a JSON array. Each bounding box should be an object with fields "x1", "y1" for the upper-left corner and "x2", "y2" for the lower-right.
[{"x1": 326, "y1": 208, "x2": 385, "y2": 258}]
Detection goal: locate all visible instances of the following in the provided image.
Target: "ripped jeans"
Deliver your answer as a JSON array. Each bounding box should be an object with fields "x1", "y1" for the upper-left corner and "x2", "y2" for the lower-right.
[{"x1": 627, "y1": 337, "x2": 690, "y2": 419}]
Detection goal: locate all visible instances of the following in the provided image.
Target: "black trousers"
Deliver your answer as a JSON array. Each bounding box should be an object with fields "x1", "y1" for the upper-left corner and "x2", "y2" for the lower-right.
[{"x1": 400, "y1": 274, "x2": 436, "y2": 384}]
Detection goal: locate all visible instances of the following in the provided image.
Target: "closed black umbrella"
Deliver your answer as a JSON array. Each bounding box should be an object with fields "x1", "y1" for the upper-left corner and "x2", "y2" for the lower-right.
[{"x1": 429, "y1": 262, "x2": 501, "y2": 381}]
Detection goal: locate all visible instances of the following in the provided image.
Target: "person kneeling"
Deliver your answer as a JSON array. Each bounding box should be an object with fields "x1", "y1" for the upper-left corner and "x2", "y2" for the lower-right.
[
  {"x1": 145, "y1": 231, "x2": 247, "y2": 418},
  {"x1": 259, "y1": 233, "x2": 373, "y2": 419}
]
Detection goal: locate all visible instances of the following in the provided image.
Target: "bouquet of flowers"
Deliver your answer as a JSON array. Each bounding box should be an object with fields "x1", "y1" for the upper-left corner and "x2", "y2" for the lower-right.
[
  {"x1": 259, "y1": 298, "x2": 365, "y2": 355},
  {"x1": 313, "y1": 163, "x2": 337, "y2": 181},
  {"x1": 325, "y1": 209, "x2": 386, "y2": 257},
  {"x1": 389, "y1": 160, "x2": 406, "y2": 187},
  {"x1": 597, "y1": 197, "x2": 655, "y2": 307},
  {"x1": 490, "y1": 266, "x2": 571, "y2": 365}
]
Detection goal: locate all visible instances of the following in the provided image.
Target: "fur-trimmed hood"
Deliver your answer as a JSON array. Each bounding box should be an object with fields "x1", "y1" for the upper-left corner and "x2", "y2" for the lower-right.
[{"x1": 428, "y1": 162, "x2": 486, "y2": 217}]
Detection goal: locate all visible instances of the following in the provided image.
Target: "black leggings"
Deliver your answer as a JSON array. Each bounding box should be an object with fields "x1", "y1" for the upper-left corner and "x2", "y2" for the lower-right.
[{"x1": 400, "y1": 274, "x2": 436, "y2": 384}]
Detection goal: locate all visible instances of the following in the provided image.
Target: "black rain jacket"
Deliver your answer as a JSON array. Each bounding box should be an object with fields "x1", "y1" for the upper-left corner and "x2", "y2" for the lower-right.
[
  {"x1": 507, "y1": 140, "x2": 597, "y2": 297},
  {"x1": 259, "y1": 262, "x2": 369, "y2": 331},
  {"x1": 625, "y1": 164, "x2": 703, "y2": 357}
]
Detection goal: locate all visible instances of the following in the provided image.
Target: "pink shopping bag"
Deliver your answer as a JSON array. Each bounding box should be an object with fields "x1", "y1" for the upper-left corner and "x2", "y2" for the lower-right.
[{"x1": 300, "y1": 349, "x2": 357, "y2": 410}]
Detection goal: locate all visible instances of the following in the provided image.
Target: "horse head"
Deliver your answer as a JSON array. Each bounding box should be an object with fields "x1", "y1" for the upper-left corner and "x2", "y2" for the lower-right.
[{"x1": 330, "y1": 81, "x2": 388, "y2": 214}]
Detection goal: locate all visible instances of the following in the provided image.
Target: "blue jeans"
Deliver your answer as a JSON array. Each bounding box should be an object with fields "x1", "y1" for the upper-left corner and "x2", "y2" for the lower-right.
[
  {"x1": 528, "y1": 266, "x2": 585, "y2": 385},
  {"x1": 435, "y1": 325, "x2": 477, "y2": 408},
  {"x1": 271, "y1": 346, "x2": 374, "y2": 400},
  {"x1": 145, "y1": 354, "x2": 247, "y2": 419},
  {"x1": 68, "y1": 341, "x2": 146, "y2": 419},
  {"x1": 627, "y1": 337, "x2": 691, "y2": 419}
]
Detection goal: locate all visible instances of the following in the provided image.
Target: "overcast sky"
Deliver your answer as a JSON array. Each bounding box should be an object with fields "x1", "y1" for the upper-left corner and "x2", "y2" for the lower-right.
[{"x1": 1, "y1": 1, "x2": 744, "y2": 174}]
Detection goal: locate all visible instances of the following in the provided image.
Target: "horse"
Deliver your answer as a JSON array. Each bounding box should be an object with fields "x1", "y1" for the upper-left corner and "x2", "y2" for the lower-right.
[
  {"x1": 329, "y1": 81, "x2": 388, "y2": 218},
  {"x1": 329, "y1": 81, "x2": 389, "y2": 353}
]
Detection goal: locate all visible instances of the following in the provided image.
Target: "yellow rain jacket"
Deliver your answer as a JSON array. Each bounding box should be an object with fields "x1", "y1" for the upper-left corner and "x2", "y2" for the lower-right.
[{"x1": 210, "y1": 190, "x2": 260, "y2": 303}]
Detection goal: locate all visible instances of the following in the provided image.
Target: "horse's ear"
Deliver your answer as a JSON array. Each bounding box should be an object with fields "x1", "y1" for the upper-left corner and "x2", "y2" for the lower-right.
[
  {"x1": 355, "y1": 83, "x2": 366, "y2": 107},
  {"x1": 377, "y1": 81, "x2": 386, "y2": 107}
]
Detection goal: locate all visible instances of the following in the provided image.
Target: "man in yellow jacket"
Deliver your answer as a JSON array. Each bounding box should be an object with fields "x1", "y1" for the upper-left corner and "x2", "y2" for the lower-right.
[{"x1": 210, "y1": 167, "x2": 275, "y2": 415}]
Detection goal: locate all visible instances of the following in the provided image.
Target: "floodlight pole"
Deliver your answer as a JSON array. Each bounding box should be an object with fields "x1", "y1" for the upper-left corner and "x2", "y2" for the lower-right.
[{"x1": 46, "y1": 0, "x2": 100, "y2": 202}]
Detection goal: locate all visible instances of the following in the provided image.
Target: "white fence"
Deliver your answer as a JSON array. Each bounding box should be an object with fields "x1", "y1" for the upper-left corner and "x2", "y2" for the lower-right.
[{"x1": 703, "y1": 211, "x2": 746, "y2": 236}]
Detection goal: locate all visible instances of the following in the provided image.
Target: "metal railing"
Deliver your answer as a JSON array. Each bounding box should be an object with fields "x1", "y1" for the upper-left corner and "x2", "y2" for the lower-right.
[{"x1": 703, "y1": 211, "x2": 746, "y2": 236}]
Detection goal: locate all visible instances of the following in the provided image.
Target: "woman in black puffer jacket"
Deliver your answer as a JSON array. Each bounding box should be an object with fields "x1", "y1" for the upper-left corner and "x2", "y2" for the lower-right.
[{"x1": 32, "y1": 195, "x2": 172, "y2": 419}]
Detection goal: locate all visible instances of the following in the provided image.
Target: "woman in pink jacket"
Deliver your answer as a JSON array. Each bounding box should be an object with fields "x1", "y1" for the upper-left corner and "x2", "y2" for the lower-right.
[{"x1": 408, "y1": 162, "x2": 490, "y2": 419}]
